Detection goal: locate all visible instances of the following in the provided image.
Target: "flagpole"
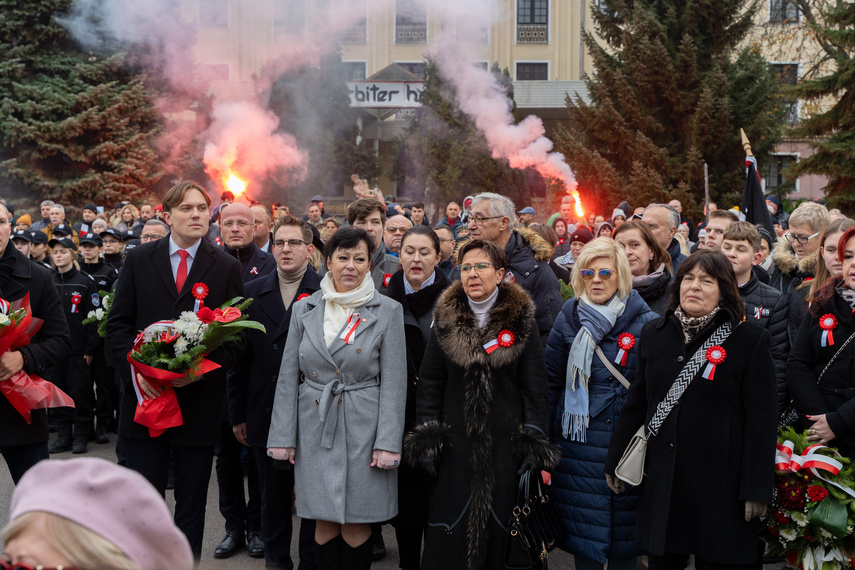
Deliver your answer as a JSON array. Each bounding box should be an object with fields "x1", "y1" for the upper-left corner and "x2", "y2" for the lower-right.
[
  {"x1": 704, "y1": 162, "x2": 709, "y2": 224},
  {"x1": 740, "y1": 128, "x2": 754, "y2": 158}
]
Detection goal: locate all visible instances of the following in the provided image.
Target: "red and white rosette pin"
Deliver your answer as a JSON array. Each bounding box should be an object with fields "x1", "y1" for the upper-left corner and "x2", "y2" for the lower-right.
[
  {"x1": 614, "y1": 333, "x2": 635, "y2": 366},
  {"x1": 192, "y1": 282, "x2": 209, "y2": 313},
  {"x1": 702, "y1": 345, "x2": 726, "y2": 380},
  {"x1": 819, "y1": 314, "x2": 837, "y2": 347},
  {"x1": 382, "y1": 273, "x2": 392, "y2": 288},
  {"x1": 296, "y1": 293, "x2": 310, "y2": 302},
  {"x1": 70, "y1": 293, "x2": 82, "y2": 314},
  {"x1": 484, "y1": 329, "x2": 515, "y2": 354}
]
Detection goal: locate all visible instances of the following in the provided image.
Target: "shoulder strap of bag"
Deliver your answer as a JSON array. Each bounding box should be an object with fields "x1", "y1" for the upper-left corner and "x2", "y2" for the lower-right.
[
  {"x1": 595, "y1": 346, "x2": 631, "y2": 390},
  {"x1": 817, "y1": 330, "x2": 855, "y2": 384},
  {"x1": 647, "y1": 321, "x2": 735, "y2": 437}
]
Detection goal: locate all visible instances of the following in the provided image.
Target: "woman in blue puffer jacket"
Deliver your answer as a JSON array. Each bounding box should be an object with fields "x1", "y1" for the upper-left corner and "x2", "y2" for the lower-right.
[{"x1": 545, "y1": 238, "x2": 658, "y2": 570}]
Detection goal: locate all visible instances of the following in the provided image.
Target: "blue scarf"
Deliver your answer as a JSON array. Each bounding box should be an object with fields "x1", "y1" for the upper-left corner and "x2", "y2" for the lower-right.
[{"x1": 562, "y1": 293, "x2": 626, "y2": 441}]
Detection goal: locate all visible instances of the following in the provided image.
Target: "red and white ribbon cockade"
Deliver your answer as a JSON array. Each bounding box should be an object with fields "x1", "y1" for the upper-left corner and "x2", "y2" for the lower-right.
[
  {"x1": 484, "y1": 329, "x2": 515, "y2": 354},
  {"x1": 339, "y1": 312, "x2": 362, "y2": 345},
  {"x1": 754, "y1": 306, "x2": 762, "y2": 320},
  {"x1": 70, "y1": 293, "x2": 82, "y2": 314},
  {"x1": 702, "y1": 345, "x2": 726, "y2": 380},
  {"x1": 192, "y1": 282, "x2": 209, "y2": 313},
  {"x1": 615, "y1": 333, "x2": 635, "y2": 366},
  {"x1": 819, "y1": 314, "x2": 837, "y2": 347},
  {"x1": 775, "y1": 440, "x2": 855, "y2": 500},
  {"x1": 382, "y1": 274, "x2": 392, "y2": 288},
  {"x1": 296, "y1": 293, "x2": 310, "y2": 302}
]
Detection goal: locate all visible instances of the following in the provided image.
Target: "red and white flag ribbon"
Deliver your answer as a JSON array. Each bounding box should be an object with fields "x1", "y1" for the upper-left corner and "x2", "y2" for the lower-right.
[
  {"x1": 775, "y1": 440, "x2": 855, "y2": 500},
  {"x1": 820, "y1": 314, "x2": 837, "y2": 347},
  {"x1": 483, "y1": 339, "x2": 499, "y2": 354},
  {"x1": 339, "y1": 313, "x2": 361, "y2": 345},
  {"x1": 754, "y1": 306, "x2": 762, "y2": 320}
]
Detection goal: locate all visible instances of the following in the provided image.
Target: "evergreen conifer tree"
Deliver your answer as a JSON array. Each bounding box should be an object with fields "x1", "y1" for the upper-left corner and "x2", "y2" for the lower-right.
[{"x1": 554, "y1": 0, "x2": 783, "y2": 217}]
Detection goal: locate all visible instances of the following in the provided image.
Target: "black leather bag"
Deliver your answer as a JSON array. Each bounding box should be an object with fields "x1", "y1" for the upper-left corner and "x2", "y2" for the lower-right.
[{"x1": 504, "y1": 469, "x2": 566, "y2": 569}]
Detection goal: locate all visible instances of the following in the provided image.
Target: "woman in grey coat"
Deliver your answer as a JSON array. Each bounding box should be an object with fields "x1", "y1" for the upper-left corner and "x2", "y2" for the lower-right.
[{"x1": 268, "y1": 228, "x2": 407, "y2": 570}]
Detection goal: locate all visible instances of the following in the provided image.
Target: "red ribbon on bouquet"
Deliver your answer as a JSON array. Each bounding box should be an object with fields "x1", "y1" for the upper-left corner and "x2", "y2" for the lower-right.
[
  {"x1": 0, "y1": 294, "x2": 75, "y2": 422},
  {"x1": 127, "y1": 323, "x2": 220, "y2": 438}
]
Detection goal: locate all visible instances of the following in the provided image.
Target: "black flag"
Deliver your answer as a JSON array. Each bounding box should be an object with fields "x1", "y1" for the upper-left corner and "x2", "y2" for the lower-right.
[{"x1": 741, "y1": 156, "x2": 775, "y2": 236}]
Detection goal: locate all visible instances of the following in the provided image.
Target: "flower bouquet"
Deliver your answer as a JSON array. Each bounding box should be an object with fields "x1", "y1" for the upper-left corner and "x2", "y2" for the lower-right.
[
  {"x1": 0, "y1": 294, "x2": 75, "y2": 422},
  {"x1": 762, "y1": 427, "x2": 855, "y2": 569},
  {"x1": 128, "y1": 296, "x2": 265, "y2": 437},
  {"x1": 82, "y1": 290, "x2": 114, "y2": 338}
]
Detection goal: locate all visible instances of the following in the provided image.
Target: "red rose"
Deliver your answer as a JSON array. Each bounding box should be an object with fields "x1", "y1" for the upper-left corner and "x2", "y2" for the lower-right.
[
  {"x1": 196, "y1": 307, "x2": 215, "y2": 324},
  {"x1": 807, "y1": 485, "x2": 829, "y2": 502}
]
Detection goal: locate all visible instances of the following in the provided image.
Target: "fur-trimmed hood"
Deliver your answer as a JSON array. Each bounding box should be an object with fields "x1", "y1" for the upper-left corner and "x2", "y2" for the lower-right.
[
  {"x1": 773, "y1": 236, "x2": 819, "y2": 278},
  {"x1": 515, "y1": 227, "x2": 553, "y2": 262}
]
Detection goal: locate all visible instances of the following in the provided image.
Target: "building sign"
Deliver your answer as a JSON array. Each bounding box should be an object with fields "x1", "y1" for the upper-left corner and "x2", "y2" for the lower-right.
[{"x1": 347, "y1": 81, "x2": 424, "y2": 108}]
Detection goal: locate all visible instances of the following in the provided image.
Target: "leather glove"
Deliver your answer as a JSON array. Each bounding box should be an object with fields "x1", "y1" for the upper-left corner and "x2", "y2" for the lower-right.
[
  {"x1": 605, "y1": 473, "x2": 625, "y2": 495},
  {"x1": 419, "y1": 455, "x2": 437, "y2": 476},
  {"x1": 517, "y1": 457, "x2": 538, "y2": 476},
  {"x1": 744, "y1": 500, "x2": 767, "y2": 521}
]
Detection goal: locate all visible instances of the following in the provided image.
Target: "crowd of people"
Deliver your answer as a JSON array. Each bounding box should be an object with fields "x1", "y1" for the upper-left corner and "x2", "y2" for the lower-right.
[{"x1": 0, "y1": 184, "x2": 854, "y2": 570}]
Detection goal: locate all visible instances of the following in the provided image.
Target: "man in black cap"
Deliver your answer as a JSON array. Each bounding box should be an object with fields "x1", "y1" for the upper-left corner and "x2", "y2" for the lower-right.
[
  {"x1": 101, "y1": 229, "x2": 125, "y2": 272},
  {"x1": 11, "y1": 230, "x2": 32, "y2": 258},
  {"x1": 51, "y1": 222, "x2": 78, "y2": 248},
  {"x1": 48, "y1": 236, "x2": 99, "y2": 454},
  {"x1": 74, "y1": 203, "x2": 99, "y2": 236},
  {"x1": 29, "y1": 231, "x2": 51, "y2": 270}
]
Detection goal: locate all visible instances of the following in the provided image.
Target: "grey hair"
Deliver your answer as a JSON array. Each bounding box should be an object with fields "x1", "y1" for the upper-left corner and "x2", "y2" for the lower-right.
[
  {"x1": 50, "y1": 203, "x2": 65, "y2": 215},
  {"x1": 92, "y1": 218, "x2": 108, "y2": 231},
  {"x1": 646, "y1": 203, "x2": 679, "y2": 230},
  {"x1": 41, "y1": 200, "x2": 55, "y2": 207},
  {"x1": 144, "y1": 219, "x2": 170, "y2": 233},
  {"x1": 471, "y1": 192, "x2": 515, "y2": 223}
]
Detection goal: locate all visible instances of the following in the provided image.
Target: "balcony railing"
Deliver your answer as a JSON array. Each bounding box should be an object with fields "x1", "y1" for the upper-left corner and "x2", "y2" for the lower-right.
[
  {"x1": 341, "y1": 24, "x2": 367, "y2": 44},
  {"x1": 517, "y1": 23, "x2": 548, "y2": 44},
  {"x1": 396, "y1": 24, "x2": 427, "y2": 44}
]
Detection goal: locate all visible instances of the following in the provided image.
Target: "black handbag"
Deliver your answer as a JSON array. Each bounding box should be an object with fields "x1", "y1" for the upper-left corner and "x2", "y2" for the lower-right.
[{"x1": 504, "y1": 469, "x2": 566, "y2": 570}]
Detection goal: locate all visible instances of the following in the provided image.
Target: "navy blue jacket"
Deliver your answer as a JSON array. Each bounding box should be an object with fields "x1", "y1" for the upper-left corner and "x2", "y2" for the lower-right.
[{"x1": 545, "y1": 291, "x2": 658, "y2": 563}]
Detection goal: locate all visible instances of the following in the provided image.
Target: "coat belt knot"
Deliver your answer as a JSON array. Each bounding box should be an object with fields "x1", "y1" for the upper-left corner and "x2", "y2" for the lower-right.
[{"x1": 304, "y1": 376, "x2": 379, "y2": 448}]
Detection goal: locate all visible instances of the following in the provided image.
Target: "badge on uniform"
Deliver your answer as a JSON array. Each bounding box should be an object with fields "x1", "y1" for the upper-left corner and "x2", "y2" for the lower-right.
[{"x1": 92, "y1": 293, "x2": 101, "y2": 307}]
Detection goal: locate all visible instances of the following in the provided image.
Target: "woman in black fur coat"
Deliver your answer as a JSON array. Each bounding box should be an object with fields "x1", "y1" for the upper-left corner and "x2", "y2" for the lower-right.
[{"x1": 405, "y1": 239, "x2": 558, "y2": 570}]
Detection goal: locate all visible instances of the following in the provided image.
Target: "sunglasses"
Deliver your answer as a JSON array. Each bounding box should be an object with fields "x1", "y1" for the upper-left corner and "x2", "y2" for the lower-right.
[{"x1": 580, "y1": 268, "x2": 614, "y2": 281}]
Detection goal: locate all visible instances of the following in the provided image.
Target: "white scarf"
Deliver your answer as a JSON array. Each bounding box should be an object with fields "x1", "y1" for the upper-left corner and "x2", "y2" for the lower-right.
[{"x1": 319, "y1": 272, "x2": 376, "y2": 347}]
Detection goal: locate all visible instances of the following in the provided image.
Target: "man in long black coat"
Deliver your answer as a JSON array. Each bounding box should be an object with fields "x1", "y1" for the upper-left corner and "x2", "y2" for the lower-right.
[
  {"x1": 228, "y1": 215, "x2": 320, "y2": 569},
  {"x1": 106, "y1": 182, "x2": 244, "y2": 558},
  {"x1": 0, "y1": 204, "x2": 71, "y2": 483}
]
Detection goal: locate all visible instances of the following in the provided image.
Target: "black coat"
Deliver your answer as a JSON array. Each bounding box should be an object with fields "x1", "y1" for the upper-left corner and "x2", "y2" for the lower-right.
[
  {"x1": 404, "y1": 282, "x2": 558, "y2": 570},
  {"x1": 633, "y1": 270, "x2": 671, "y2": 317},
  {"x1": 227, "y1": 266, "x2": 321, "y2": 447},
  {"x1": 224, "y1": 242, "x2": 277, "y2": 282},
  {"x1": 788, "y1": 290, "x2": 855, "y2": 458},
  {"x1": 80, "y1": 259, "x2": 118, "y2": 292},
  {"x1": 605, "y1": 310, "x2": 777, "y2": 564},
  {"x1": 52, "y1": 267, "x2": 99, "y2": 356},
  {"x1": 0, "y1": 248, "x2": 72, "y2": 446},
  {"x1": 739, "y1": 274, "x2": 790, "y2": 411},
  {"x1": 106, "y1": 237, "x2": 244, "y2": 446}
]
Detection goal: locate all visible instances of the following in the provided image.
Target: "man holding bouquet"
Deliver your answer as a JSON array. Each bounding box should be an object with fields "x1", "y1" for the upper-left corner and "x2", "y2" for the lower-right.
[
  {"x1": 0, "y1": 203, "x2": 72, "y2": 483},
  {"x1": 106, "y1": 181, "x2": 244, "y2": 558}
]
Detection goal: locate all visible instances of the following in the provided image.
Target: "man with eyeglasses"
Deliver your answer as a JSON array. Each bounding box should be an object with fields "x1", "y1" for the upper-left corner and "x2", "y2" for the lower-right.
[
  {"x1": 769, "y1": 201, "x2": 830, "y2": 344},
  {"x1": 140, "y1": 219, "x2": 169, "y2": 243},
  {"x1": 465, "y1": 192, "x2": 561, "y2": 345},
  {"x1": 383, "y1": 214, "x2": 413, "y2": 257}
]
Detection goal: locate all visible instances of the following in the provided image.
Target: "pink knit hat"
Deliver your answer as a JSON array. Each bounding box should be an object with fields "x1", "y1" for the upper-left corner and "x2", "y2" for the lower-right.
[{"x1": 9, "y1": 458, "x2": 193, "y2": 570}]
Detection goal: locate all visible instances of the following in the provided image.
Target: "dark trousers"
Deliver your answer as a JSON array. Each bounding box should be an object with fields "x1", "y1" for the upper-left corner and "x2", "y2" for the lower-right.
[
  {"x1": 51, "y1": 356, "x2": 94, "y2": 430},
  {"x1": 648, "y1": 551, "x2": 763, "y2": 570},
  {"x1": 0, "y1": 442, "x2": 49, "y2": 484},
  {"x1": 215, "y1": 421, "x2": 261, "y2": 533},
  {"x1": 251, "y1": 446, "x2": 318, "y2": 569},
  {"x1": 125, "y1": 437, "x2": 214, "y2": 558},
  {"x1": 90, "y1": 349, "x2": 114, "y2": 427}
]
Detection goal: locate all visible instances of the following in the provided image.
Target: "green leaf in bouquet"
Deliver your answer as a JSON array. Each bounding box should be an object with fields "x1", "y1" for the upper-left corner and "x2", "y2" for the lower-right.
[
  {"x1": 808, "y1": 495, "x2": 849, "y2": 538},
  {"x1": 220, "y1": 296, "x2": 248, "y2": 310}
]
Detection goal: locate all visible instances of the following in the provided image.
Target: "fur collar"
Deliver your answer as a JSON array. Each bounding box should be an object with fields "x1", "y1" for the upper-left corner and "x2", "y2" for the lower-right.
[
  {"x1": 773, "y1": 237, "x2": 820, "y2": 277},
  {"x1": 515, "y1": 227, "x2": 553, "y2": 262},
  {"x1": 433, "y1": 280, "x2": 534, "y2": 370}
]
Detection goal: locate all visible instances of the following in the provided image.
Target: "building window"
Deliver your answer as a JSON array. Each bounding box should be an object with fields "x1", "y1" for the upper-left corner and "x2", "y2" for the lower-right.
[
  {"x1": 397, "y1": 62, "x2": 426, "y2": 79},
  {"x1": 770, "y1": 0, "x2": 799, "y2": 23},
  {"x1": 341, "y1": 0, "x2": 367, "y2": 44},
  {"x1": 273, "y1": 0, "x2": 305, "y2": 41},
  {"x1": 765, "y1": 154, "x2": 798, "y2": 191},
  {"x1": 396, "y1": 0, "x2": 427, "y2": 44},
  {"x1": 771, "y1": 62, "x2": 799, "y2": 123},
  {"x1": 198, "y1": 64, "x2": 229, "y2": 82},
  {"x1": 517, "y1": 0, "x2": 548, "y2": 43},
  {"x1": 200, "y1": 0, "x2": 228, "y2": 28},
  {"x1": 516, "y1": 62, "x2": 548, "y2": 81},
  {"x1": 343, "y1": 62, "x2": 367, "y2": 81}
]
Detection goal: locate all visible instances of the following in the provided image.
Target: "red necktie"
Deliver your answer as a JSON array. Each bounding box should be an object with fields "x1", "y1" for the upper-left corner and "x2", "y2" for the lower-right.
[{"x1": 175, "y1": 250, "x2": 189, "y2": 292}]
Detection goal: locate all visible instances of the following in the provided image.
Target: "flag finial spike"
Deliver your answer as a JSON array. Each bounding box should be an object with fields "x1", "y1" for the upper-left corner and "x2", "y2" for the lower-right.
[{"x1": 740, "y1": 128, "x2": 754, "y2": 157}]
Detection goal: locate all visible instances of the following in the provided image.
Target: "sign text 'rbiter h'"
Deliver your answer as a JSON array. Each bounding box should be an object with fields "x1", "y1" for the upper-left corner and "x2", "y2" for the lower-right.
[{"x1": 347, "y1": 81, "x2": 425, "y2": 108}]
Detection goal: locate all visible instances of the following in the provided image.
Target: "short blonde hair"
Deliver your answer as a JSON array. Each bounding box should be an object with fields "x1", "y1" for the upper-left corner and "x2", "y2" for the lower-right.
[
  {"x1": 789, "y1": 202, "x2": 830, "y2": 234},
  {"x1": 2, "y1": 512, "x2": 141, "y2": 570},
  {"x1": 571, "y1": 238, "x2": 633, "y2": 299}
]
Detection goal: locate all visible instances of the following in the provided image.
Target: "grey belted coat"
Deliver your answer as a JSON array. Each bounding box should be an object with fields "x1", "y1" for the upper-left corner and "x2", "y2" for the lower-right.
[{"x1": 268, "y1": 288, "x2": 407, "y2": 524}]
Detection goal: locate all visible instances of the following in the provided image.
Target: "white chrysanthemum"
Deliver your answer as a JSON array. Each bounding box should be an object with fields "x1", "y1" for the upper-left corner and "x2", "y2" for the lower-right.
[
  {"x1": 103, "y1": 296, "x2": 111, "y2": 310},
  {"x1": 178, "y1": 311, "x2": 199, "y2": 324},
  {"x1": 792, "y1": 512, "x2": 808, "y2": 527},
  {"x1": 95, "y1": 308, "x2": 104, "y2": 320},
  {"x1": 174, "y1": 336, "x2": 189, "y2": 356},
  {"x1": 87, "y1": 310, "x2": 96, "y2": 320},
  {"x1": 780, "y1": 528, "x2": 798, "y2": 541}
]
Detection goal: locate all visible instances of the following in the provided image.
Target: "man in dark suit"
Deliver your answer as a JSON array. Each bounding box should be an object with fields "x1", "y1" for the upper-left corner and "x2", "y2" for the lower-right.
[
  {"x1": 106, "y1": 182, "x2": 244, "y2": 558},
  {"x1": 0, "y1": 204, "x2": 72, "y2": 483},
  {"x1": 228, "y1": 215, "x2": 321, "y2": 570}
]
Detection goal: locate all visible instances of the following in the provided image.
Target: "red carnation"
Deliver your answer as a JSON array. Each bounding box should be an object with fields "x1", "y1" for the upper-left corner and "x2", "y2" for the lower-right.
[
  {"x1": 773, "y1": 510, "x2": 791, "y2": 524},
  {"x1": 196, "y1": 307, "x2": 215, "y2": 324},
  {"x1": 778, "y1": 476, "x2": 808, "y2": 511},
  {"x1": 807, "y1": 485, "x2": 829, "y2": 502}
]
